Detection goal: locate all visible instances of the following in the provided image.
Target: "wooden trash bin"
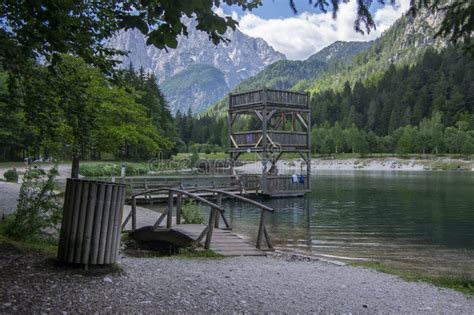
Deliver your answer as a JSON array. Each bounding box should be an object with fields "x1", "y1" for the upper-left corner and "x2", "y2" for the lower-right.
[{"x1": 57, "y1": 178, "x2": 126, "y2": 265}]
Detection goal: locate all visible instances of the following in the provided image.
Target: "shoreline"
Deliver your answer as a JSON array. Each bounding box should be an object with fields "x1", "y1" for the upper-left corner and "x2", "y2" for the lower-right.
[
  {"x1": 1, "y1": 241, "x2": 473, "y2": 313},
  {"x1": 236, "y1": 157, "x2": 474, "y2": 173}
]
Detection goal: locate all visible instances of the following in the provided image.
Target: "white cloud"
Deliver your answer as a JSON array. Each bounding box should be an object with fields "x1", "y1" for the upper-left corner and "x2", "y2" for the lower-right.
[
  {"x1": 238, "y1": 0, "x2": 410, "y2": 60},
  {"x1": 213, "y1": 6, "x2": 239, "y2": 21}
]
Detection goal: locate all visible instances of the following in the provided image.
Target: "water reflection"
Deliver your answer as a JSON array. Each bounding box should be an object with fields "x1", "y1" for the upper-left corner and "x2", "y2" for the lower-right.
[{"x1": 220, "y1": 171, "x2": 474, "y2": 275}]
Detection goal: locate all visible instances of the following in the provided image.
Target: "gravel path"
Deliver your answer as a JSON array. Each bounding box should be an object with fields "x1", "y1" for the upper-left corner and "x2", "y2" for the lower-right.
[
  {"x1": 0, "y1": 181, "x2": 20, "y2": 216},
  {"x1": 1, "y1": 245, "x2": 473, "y2": 314}
]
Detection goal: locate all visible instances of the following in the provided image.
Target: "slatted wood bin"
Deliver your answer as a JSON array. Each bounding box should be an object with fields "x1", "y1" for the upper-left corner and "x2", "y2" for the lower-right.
[{"x1": 57, "y1": 178, "x2": 126, "y2": 266}]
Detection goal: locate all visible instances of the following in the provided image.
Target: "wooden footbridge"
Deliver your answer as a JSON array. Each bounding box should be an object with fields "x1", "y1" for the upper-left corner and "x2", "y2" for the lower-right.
[{"x1": 121, "y1": 188, "x2": 274, "y2": 256}]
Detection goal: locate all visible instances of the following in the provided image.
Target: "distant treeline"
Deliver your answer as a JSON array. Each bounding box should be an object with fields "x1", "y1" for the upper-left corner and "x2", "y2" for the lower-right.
[
  {"x1": 312, "y1": 112, "x2": 474, "y2": 156},
  {"x1": 176, "y1": 48, "x2": 474, "y2": 156}
]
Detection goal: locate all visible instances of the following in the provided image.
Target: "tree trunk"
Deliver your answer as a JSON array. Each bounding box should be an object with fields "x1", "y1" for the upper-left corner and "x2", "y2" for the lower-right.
[{"x1": 71, "y1": 156, "x2": 80, "y2": 179}]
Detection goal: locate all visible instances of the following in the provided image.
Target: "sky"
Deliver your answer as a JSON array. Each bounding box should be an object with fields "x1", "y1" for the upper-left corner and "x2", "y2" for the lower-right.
[{"x1": 218, "y1": 0, "x2": 410, "y2": 60}]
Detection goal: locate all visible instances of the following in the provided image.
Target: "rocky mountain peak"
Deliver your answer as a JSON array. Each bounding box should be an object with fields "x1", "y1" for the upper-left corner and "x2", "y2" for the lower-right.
[{"x1": 108, "y1": 17, "x2": 285, "y2": 88}]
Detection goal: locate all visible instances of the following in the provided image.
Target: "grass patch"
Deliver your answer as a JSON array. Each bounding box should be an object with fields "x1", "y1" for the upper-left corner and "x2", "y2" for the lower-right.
[
  {"x1": 170, "y1": 248, "x2": 224, "y2": 259},
  {"x1": 0, "y1": 232, "x2": 57, "y2": 256},
  {"x1": 352, "y1": 261, "x2": 474, "y2": 295},
  {"x1": 430, "y1": 161, "x2": 472, "y2": 170},
  {"x1": 181, "y1": 200, "x2": 204, "y2": 224}
]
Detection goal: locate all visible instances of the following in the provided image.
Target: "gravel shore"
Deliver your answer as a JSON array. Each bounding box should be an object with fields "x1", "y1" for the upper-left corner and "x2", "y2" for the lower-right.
[{"x1": 1, "y1": 244, "x2": 473, "y2": 314}]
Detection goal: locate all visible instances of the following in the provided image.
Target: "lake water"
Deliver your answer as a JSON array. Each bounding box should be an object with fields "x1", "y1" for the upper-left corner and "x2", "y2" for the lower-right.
[{"x1": 217, "y1": 171, "x2": 474, "y2": 275}]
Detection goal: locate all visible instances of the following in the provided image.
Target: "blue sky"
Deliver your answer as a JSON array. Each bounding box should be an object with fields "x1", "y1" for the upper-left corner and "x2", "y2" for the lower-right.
[
  {"x1": 217, "y1": 0, "x2": 410, "y2": 60},
  {"x1": 223, "y1": 0, "x2": 386, "y2": 19}
]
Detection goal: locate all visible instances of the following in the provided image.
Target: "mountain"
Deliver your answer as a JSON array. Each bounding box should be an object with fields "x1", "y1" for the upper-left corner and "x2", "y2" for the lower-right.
[
  {"x1": 305, "y1": 7, "x2": 449, "y2": 94},
  {"x1": 160, "y1": 64, "x2": 228, "y2": 114},
  {"x1": 108, "y1": 18, "x2": 285, "y2": 114},
  {"x1": 206, "y1": 41, "x2": 373, "y2": 116}
]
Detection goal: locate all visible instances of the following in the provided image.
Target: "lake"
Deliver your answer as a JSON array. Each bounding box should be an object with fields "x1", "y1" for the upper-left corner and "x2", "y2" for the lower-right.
[{"x1": 218, "y1": 171, "x2": 474, "y2": 276}]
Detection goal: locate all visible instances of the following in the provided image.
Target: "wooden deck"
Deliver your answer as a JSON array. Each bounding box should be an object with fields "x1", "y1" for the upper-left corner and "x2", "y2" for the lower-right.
[{"x1": 173, "y1": 224, "x2": 266, "y2": 256}]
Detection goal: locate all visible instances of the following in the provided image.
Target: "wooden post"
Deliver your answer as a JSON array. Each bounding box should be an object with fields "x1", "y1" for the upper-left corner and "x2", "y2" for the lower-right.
[
  {"x1": 73, "y1": 181, "x2": 90, "y2": 263},
  {"x1": 228, "y1": 93, "x2": 233, "y2": 175},
  {"x1": 205, "y1": 207, "x2": 216, "y2": 250},
  {"x1": 90, "y1": 184, "x2": 106, "y2": 265},
  {"x1": 166, "y1": 190, "x2": 173, "y2": 229},
  {"x1": 306, "y1": 95, "x2": 311, "y2": 189},
  {"x1": 81, "y1": 182, "x2": 97, "y2": 265},
  {"x1": 262, "y1": 88, "x2": 269, "y2": 194},
  {"x1": 97, "y1": 185, "x2": 113, "y2": 264},
  {"x1": 107, "y1": 185, "x2": 125, "y2": 264},
  {"x1": 131, "y1": 196, "x2": 137, "y2": 231},
  {"x1": 176, "y1": 193, "x2": 182, "y2": 224},
  {"x1": 214, "y1": 193, "x2": 222, "y2": 229},
  {"x1": 67, "y1": 181, "x2": 84, "y2": 262},
  {"x1": 263, "y1": 226, "x2": 274, "y2": 249},
  {"x1": 57, "y1": 178, "x2": 74, "y2": 261},
  {"x1": 256, "y1": 210, "x2": 266, "y2": 249}
]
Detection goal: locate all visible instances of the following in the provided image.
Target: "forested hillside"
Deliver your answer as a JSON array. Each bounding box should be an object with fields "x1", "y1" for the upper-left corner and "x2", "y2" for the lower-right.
[
  {"x1": 312, "y1": 48, "x2": 473, "y2": 133},
  {"x1": 305, "y1": 8, "x2": 448, "y2": 95},
  {"x1": 311, "y1": 47, "x2": 474, "y2": 155},
  {"x1": 161, "y1": 64, "x2": 229, "y2": 113}
]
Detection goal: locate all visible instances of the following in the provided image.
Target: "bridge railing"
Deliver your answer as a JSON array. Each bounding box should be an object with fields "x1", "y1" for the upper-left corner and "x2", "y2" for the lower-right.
[
  {"x1": 121, "y1": 187, "x2": 274, "y2": 251},
  {"x1": 189, "y1": 189, "x2": 274, "y2": 250},
  {"x1": 122, "y1": 188, "x2": 225, "y2": 250}
]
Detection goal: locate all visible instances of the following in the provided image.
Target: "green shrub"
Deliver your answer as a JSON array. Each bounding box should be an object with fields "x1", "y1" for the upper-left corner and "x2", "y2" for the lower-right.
[
  {"x1": 3, "y1": 169, "x2": 18, "y2": 182},
  {"x1": 79, "y1": 163, "x2": 149, "y2": 177},
  {"x1": 181, "y1": 200, "x2": 204, "y2": 224},
  {"x1": 190, "y1": 151, "x2": 200, "y2": 167},
  {"x1": 4, "y1": 168, "x2": 62, "y2": 241},
  {"x1": 125, "y1": 164, "x2": 148, "y2": 176},
  {"x1": 29, "y1": 168, "x2": 46, "y2": 179}
]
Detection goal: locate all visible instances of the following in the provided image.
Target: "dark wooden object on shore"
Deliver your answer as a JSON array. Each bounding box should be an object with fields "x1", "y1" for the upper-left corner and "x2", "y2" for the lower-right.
[{"x1": 58, "y1": 178, "x2": 125, "y2": 266}]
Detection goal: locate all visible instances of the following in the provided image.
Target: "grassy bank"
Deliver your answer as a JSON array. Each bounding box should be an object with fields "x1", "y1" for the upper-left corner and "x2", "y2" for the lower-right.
[
  {"x1": 352, "y1": 261, "x2": 474, "y2": 296},
  {"x1": 0, "y1": 232, "x2": 58, "y2": 257}
]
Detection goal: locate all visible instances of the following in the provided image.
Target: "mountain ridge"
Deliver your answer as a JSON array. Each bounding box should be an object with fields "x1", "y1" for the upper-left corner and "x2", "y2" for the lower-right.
[
  {"x1": 107, "y1": 17, "x2": 285, "y2": 114},
  {"x1": 205, "y1": 40, "x2": 373, "y2": 116}
]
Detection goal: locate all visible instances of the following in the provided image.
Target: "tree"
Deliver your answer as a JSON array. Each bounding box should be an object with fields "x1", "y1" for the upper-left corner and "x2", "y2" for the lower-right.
[
  {"x1": 396, "y1": 126, "x2": 415, "y2": 156},
  {"x1": 445, "y1": 120, "x2": 469, "y2": 154},
  {"x1": 331, "y1": 122, "x2": 344, "y2": 154},
  {"x1": 18, "y1": 55, "x2": 172, "y2": 177},
  {"x1": 344, "y1": 124, "x2": 360, "y2": 154},
  {"x1": 0, "y1": 71, "x2": 27, "y2": 160},
  {"x1": 91, "y1": 86, "x2": 173, "y2": 160},
  {"x1": 427, "y1": 111, "x2": 445, "y2": 155}
]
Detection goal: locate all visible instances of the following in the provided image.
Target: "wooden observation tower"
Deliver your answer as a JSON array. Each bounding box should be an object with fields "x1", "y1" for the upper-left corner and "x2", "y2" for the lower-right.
[{"x1": 228, "y1": 88, "x2": 311, "y2": 197}]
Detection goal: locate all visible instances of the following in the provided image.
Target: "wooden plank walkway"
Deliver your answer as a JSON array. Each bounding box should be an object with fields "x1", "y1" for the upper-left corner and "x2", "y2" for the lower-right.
[{"x1": 173, "y1": 224, "x2": 266, "y2": 257}]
